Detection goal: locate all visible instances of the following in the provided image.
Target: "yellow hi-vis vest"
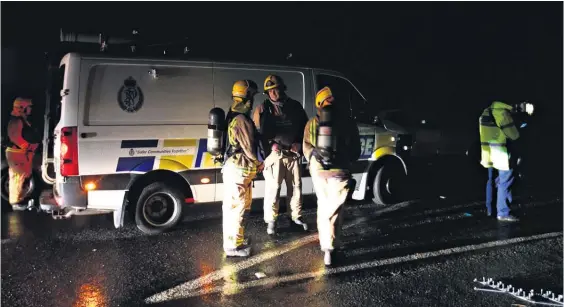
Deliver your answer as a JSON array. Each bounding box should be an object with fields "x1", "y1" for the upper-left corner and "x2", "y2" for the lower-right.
[{"x1": 479, "y1": 101, "x2": 520, "y2": 171}]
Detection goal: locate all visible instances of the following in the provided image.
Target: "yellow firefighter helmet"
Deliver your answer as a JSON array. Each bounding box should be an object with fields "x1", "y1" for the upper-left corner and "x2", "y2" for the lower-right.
[
  {"x1": 232, "y1": 80, "x2": 259, "y2": 100},
  {"x1": 263, "y1": 75, "x2": 286, "y2": 93},
  {"x1": 315, "y1": 87, "x2": 334, "y2": 109}
]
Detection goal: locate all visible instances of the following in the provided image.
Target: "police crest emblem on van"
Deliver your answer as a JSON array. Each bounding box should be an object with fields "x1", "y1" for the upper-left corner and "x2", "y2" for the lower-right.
[
  {"x1": 129, "y1": 148, "x2": 135, "y2": 156},
  {"x1": 118, "y1": 77, "x2": 144, "y2": 113}
]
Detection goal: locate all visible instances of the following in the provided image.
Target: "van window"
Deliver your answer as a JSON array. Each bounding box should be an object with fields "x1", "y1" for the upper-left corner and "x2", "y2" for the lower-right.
[
  {"x1": 213, "y1": 68, "x2": 305, "y2": 113},
  {"x1": 84, "y1": 65, "x2": 214, "y2": 126},
  {"x1": 316, "y1": 74, "x2": 367, "y2": 121}
]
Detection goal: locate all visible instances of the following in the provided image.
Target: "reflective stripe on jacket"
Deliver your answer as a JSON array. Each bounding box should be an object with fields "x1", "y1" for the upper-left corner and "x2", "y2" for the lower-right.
[{"x1": 479, "y1": 101, "x2": 520, "y2": 170}]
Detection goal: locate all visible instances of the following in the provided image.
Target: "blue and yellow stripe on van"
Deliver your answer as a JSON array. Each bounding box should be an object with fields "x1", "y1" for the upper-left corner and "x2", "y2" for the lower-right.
[
  {"x1": 116, "y1": 138, "x2": 219, "y2": 172},
  {"x1": 158, "y1": 139, "x2": 197, "y2": 171}
]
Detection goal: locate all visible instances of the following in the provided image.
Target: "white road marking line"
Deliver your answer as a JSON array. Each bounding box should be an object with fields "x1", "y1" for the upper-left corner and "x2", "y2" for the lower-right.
[
  {"x1": 146, "y1": 231, "x2": 563, "y2": 303},
  {"x1": 144, "y1": 232, "x2": 319, "y2": 303},
  {"x1": 144, "y1": 198, "x2": 560, "y2": 304},
  {"x1": 144, "y1": 202, "x2": 416, "y2": 304}
]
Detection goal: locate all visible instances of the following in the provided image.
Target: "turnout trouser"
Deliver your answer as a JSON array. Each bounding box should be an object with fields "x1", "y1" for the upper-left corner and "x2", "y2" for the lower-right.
[
  {"x1": 6, "y1": 148, "x2": 34, "y2": 205},
  {"x1": 309, "y1": 159, "x2": 350, "y2": 251},
  {"x1": 222, "y1": 162, "x2": 256, "y2": 251},
  {"x1": 263, "y1": 151, "x2": 303, "y2": 223}
]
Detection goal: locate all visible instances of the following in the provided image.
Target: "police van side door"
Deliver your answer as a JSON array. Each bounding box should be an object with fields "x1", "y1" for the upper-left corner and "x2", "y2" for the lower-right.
[{"x1": 76, "y1": 58, "x2": 214, "y2": 180}]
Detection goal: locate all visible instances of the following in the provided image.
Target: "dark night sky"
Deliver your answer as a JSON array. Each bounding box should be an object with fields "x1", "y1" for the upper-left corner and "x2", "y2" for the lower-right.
[{"x1": 1, "y1": 2, "x2": 563, "y2": 132}]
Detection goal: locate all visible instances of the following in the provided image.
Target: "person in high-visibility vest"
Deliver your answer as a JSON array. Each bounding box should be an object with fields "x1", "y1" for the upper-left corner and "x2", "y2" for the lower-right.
[
  {"x1": 6, "y1": 97, "x2": 40, "y2": 209},
  {"x1": 479, "y1": 101, "x2": 521, "y2": 222},
  {"x1": 222, "y1": 80, "x2": 264, "y2": 257},
  {"x1": 303, "y1": 87, "x2": 360, "y2": 266}
]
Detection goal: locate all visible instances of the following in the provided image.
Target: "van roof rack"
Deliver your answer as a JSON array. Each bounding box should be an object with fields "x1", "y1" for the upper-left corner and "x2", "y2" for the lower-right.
[{"x1": 57, "y1": 28, "x2": 314, "y2": 69}]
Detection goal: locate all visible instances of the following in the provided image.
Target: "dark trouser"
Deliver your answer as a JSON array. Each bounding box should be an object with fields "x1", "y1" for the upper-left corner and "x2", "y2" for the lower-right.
[{"x1": 486, "y1": 167, "x2": 514, "y2": 217}]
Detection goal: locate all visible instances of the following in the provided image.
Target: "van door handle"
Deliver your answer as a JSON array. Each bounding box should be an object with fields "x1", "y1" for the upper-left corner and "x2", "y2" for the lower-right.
[{"x1": 80, "y1": 132, "x2": 97, "y2": 138}]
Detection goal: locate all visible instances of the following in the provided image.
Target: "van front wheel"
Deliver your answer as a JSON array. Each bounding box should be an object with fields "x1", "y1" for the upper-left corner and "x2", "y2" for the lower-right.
[
  {"x1": 372, "y1": 163, "x2": 407, "y2": 205},
  {"x1": 135, "y1": 182, "x2": 183, "y2": 235}
]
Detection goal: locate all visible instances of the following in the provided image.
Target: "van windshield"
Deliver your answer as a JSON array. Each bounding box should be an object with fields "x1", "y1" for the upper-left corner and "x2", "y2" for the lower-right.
[{"x1": 316, "y1": 74, "x2": 368, "y2": 122}]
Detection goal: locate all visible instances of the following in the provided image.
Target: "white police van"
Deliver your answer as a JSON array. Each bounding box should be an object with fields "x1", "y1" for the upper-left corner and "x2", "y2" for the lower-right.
[{"x1": 40, "y1": 52, "x2": 413, "y2": 234}]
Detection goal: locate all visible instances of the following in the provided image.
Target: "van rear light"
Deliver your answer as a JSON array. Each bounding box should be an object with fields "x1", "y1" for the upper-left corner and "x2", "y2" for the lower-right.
[{"x1": 60, "y1": 127, "x2": 79, "y2": 176}]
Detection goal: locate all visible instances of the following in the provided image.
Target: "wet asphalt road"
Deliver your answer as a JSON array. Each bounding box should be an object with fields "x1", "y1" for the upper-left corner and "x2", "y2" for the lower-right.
[{"x1": 1, "y1": 167, "x2": 563, "y2": 307}]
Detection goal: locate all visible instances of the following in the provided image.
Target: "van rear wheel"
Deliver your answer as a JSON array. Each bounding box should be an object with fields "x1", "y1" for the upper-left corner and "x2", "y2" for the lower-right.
[{"x1": 135, "y1": 182, "x2": 183, "y2": 235}]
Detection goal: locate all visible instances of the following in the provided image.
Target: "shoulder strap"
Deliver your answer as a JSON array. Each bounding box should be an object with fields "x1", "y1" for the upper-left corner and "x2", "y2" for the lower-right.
[
  {"x1": 265, "y1": 100, "x2": 274, "y2": 115},
  {"x1": 259, "y1": 100, "x2": 274, "y2": 135}
]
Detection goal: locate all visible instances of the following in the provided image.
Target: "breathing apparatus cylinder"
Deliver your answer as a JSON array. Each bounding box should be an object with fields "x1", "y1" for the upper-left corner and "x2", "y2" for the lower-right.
[
  {"x1": 317, "y1": 105, "x2": 335, "y2": 163},
  {"x1": 207, "y1": 107, "x2": 226, "y2": 157}
]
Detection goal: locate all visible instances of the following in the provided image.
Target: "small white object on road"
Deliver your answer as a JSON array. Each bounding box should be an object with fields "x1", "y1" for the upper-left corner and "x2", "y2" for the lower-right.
[
  {"x1": 255, "y1": 272, "x2": 267, "y2": 279},
  {"x1": 92, "y1": 249, "x2": 97, "y2": 252},
  {"x1": 439, "y1": 196, "x2": 446, "y2": 199}
]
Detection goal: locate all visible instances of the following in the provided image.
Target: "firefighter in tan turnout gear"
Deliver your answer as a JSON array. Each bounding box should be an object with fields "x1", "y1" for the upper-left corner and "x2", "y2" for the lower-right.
[
  {"x1": 303, "y1": 87, "x2": 361, "y2": 266},
  {"x1": 5, "y1": 97, "x2": 40, "y2": 210},
  {"x1": 252, "y1": 75, "x2": 309, "y2": 235},
  {"x1": 222, "y1": 80, "x2": 264, "y2": 257}
]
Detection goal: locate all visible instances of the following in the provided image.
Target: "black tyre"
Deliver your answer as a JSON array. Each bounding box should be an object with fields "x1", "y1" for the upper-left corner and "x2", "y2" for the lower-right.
[
  {"x1": 371, "y1": 163, "x2": 407, "y2": 205},
  {"x1": 135, "y1": 182, "x2": 184, "y2": 235}
]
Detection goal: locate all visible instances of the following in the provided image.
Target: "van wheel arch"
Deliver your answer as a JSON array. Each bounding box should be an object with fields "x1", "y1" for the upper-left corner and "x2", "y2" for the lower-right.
[
  {"x1": 126, "y1": 170, "x2": 192, "y2": 234},
  {"x1": 127, "y1": 170, "x2": 193, "y2": 209}
]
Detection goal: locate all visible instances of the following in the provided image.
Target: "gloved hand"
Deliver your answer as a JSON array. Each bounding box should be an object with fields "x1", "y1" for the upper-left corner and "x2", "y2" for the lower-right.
[
  {"x1": 312, "y1": 149, "x2": 332, "y2": 170},
  {"x1": 290, "y1": 143, "x2": 300, "y2": 154},
  {"x1": 213, "y1": 155, "x2": 224, "y2": 164},
  {"x1": 311, "y1": 148, "x2": 323, "y2": 162},
  {"x1": 257, "y1": 162, "x2": 265, "y2": 173}
]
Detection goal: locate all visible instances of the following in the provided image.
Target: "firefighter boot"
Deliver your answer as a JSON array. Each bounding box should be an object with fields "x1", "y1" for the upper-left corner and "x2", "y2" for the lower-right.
[
  {"x1": 324, "y1": 250, "x2": 333, "y2": 266},
  {"x1": 225, "y1": 245, "x2": 252, "y2": 257},
  {"x1": 267, "y1": 222, "x2": 276, "y2": 235},
  {"x1": 292, "y1": 217, "x2": 309, "y2": 231}
]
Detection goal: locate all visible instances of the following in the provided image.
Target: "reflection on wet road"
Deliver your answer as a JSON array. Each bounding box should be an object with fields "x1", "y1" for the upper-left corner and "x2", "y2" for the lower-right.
[{"x1": 2, "y1": 191, "x2": 562, "y2": 307}]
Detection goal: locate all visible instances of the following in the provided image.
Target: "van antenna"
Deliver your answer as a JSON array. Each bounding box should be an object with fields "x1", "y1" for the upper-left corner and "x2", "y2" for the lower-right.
[
  {"x1": 99, "y1": 33, "x2": 108, "y2": 52},
  {"x1": 130, "y1": 29, "x2": 139, "y2": 53}
]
